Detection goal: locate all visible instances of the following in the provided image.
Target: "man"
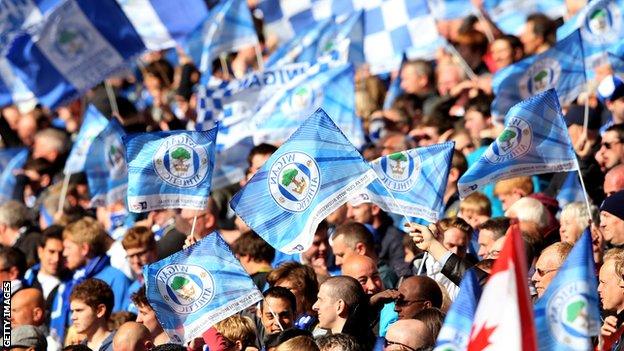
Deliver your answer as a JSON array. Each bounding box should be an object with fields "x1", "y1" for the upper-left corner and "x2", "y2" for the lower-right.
[
  {"x1": 9, "y1": 325, "x2": 47, "y2": 351},
  {"x1": 11, "y1": 288, "x2": 45, "y2": 327},
  {"x1": 131, "y1": 287, "x2": 170, "y2": 346},
  {"x1": 121, "y1": 226, "x2": 159, "y2": 310},
  {"x1": 476, "y1": 218, "x2": 510, "y2": 259},
  {"x1": 464, "y1": 95, "x2": 494, "y2": 147},
  {"x1": 70, "y1": 278, "x2": 115, "y2": 351},
  {"x1": 598, "y1": 249, "x2": 624, "y2": 348},
  {"x1": 519, "y1": 13, "x2": 557, "y2": 55},
  {"x1": 259, "y1": 287, "x2": 296, "y2": 336},
  {"x1": 384, "y1": 319, "x2": 434, "y2": 351},
  {"x1": 596, "y1": 124, "x2": 624, "y2": 173},
  {"x1": 0, "y1": 246, "x2": 26, "y2": 292},
  {"x1": 331, "y1": 222, "x2": 397, "y2": 288},
  {"x1": 393, "y1": 276, "x2": 442, "y2": 320},
  {"x1": 0, "y1": 200, "x2": 42, "y2": 267},
  {"x1": 505, "y1": 197, "x2": 550, "y2": 235},
  {"x1": 24, "y1": 226, "x2": 64, "y2": 299},
  {"x1": 232, "y1": 231, "x2": 275, "y2": 290},
  {"x1": 112, "y1": 322, "x2": 153, "y2": 351},
  {"x1": 531, "y1": 242, "x2": 573, "y2": 298},
  {"x1": 341, "y1": 255, "x2": 383, "y2": 296},
  {"x1": 300, "y1": 221, "x2": 331, "y2": 277},
  {"x1": 174, "y1": 198, "x2": 219, "y2": 250},
  {"x1": 493, "y1": 176, "x2": 534, "y2": 211},
  {"x1": 346, "y1": 199, "x2": 409, "y2": 278},
  {"x1": 600, "y1": 190, "x2": 624, "y2": 248},
  {"x1": 399, "y1": 59, "x2": 439, "y2": 116},
  {"x1": 604, "y1": 165, "x2": 624, "y2": 197}
]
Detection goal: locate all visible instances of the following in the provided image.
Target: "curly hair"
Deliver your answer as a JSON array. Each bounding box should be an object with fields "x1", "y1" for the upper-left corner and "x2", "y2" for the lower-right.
[{"x1": 70, "y1": 278, "x2": 114, "y2": 319}]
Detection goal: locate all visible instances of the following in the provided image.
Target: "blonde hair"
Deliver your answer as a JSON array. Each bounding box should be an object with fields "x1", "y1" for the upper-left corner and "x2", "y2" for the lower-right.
[
  {"x1": 63, "y1": 217, "x2": 108, "y2": 256},
  {"x1": 494, "y1": 176, "x2": 533, "y2": 196},
  {"x1": 275, "y1": 336, "x2": 320, "y2": 351},
  {"x1": 214, "y1": 315, "x2": 256, "y2": 348},
  {"x1": 459, "y1": 192, "x2": 492, "y2": 216}
]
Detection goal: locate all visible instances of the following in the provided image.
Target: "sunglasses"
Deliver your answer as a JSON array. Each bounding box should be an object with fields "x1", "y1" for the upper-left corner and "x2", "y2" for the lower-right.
[{"x1": 601, "y1": 140, "x2": 622, "y2": 150}]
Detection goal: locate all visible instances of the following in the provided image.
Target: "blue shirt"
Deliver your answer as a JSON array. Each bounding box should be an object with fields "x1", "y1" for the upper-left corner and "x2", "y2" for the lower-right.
[{"x1": 93, "y1": 266, "x2": 131, "y2": 312}]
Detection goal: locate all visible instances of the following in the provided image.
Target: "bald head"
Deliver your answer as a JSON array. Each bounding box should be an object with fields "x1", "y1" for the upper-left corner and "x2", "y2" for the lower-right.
[
  {"x1": 11, "y1": 288, "x2": 45, "y2": 327},
  {"x1": 395, "y1": 276, "x2": 442, "y2": 319},
  {"x1": 341, "y1": 255, "x2": 383, "y2": 295},
  {"x1": 605, "y1": 165, "x2": 624, "y2": 197},
  {"x1": 113, "y1": 322, "x2": 152, "y2": 351},
  {"x1": 385, "y1": 319, "x2": 434, "y2": 350}
]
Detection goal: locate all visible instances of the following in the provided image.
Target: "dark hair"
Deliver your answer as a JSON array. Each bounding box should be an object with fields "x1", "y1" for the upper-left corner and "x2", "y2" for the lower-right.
[
  {"x1": 526, "y1": 13, "x2": 557, "y2": 46},
  {"x1": 131, "y1": 286, "x2": 151, "y2": 309},
  {"x1": 0, "y1": 246, "x2": 26, "y2": 278},
  {"x1": 151, "y1": 344, "x2": 188, "y2": 351},
  {"x1": 454, "y1": 29, "x2": 489, "y2": 56},
  {"x1": 413, "y1": 307, "x2": 446, "y2": 341},
  {"x1": 23, "y1": 157, "x2": 55, "y2": 178},
  {"x1": 247, "y1": 143, "x2": 278, "y2": 165},
  {"x1": 38, "y1": 225, "x2": 64, "y2": 248},
  {"x1": 466, "y1": 94, "x2": 492, "y2": 117},
  {"x1": 144, "y1": 59, "x2": 174, "y2": 88},
  {"x1": 316, "y1": 333, "x2": 362, "y2": 351},
  {"x1": 63, "y1": 345, "x2": 94, "y2": 351},
  {"x1": 478, "y1": 217, "x2": 511, "y2": 240},
  {"x1": 451, "y1": 149, "x2": 468, "y2": 176},
  {"x1": 605, "y1": 123, "x2": 624, "y2": 141},
  {"x1": 232, "y1": 231, "x2": 275, "y2": 263},
  {"x1": 497, "y1": 34, "x2": 524, "y2": 57},
  {"x1": 262, "y1": 286, "x2": 297, "y2": 314},
  {"x1": 70, "y1": 278, "x2": 115, "y2": 319},
  {"x1": 267, "y1": 262, "x2": 318, "y2": 313}
]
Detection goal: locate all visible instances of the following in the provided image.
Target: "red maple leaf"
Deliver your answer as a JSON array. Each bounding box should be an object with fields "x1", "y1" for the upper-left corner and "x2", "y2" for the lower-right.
[{"x1": 467, "y1": 323, "x2": 497, "y2": 351}]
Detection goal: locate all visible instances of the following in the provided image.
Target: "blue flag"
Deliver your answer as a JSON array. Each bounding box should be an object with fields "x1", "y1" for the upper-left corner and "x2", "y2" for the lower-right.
[
  {"x1": 64, "y1": 105, "x2": 108, "y2": 175},
  {"x1": 491, "y1": 30, "x2": 586, "y2": 120},
  {"x1": 360, "y1": 142, "x2": 454, "y2": 223},
  {"x1": 459, "y1": 89, "x2": 578, "y2": 198},
  {"x1": 85, "y1": 118, "x2": 127, "y2": 207},
  {"x1": 557, "y1": 0, "x2": 624, "y2": 76},
  {"x1": 483, "y1": 0, "x2": 566, "y2": 35},
  {"x1": 534, "y1": 229, "x2": 601, "y2": 350},
  {"x1": 124, "y1": 128, "x2": 218, "y2": 212},
  {"x1": 230, "y1": 108, "x2": 377, "y2": 253},
  {"x1": 434, "y1": 269, "x2": 482, "y2": 350},
  {"x1": 252, "y1": 61, "x2": 365, "y2": 149},
  {"x1": 145, "y1": 232, "x2": 262, "y2": 344},
  {"x1": 383, "y1": 55, "x2": 406, "y2": 110},
  {"x1": 429, "y1": 0, "x2": 476, "y2": 20},
  {"x1": 0, "y1": 148, "x2": 28, "y2": 203},
  {"x1": 0, "y1": 0, "x2": 60, "y2": 55},
  {"x1": 190, "y1": 0, "x2": 258, "y2": 75},
  {"x1": 556, "y1": 172, "x2": 585, "y2": 208},
  {"x1": 6, "y1": 0, "x2": 207, "y2": 108},
  {"x1": 0, "y1": 56, "x2": 36, "y2": 108}
]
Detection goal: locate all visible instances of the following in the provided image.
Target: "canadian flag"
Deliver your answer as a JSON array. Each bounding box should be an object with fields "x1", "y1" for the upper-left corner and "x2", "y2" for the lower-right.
[{"x1": 466, "y1": 224, "x2": 537, "y2": 351}]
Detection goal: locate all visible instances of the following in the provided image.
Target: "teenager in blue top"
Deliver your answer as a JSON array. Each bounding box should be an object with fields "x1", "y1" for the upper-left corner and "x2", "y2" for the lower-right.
[
  {"x1": 70, "y1": 278, "x2": 116, "y2": 351},
  {"x1": 121, "y1": 226, "x2": 159, "y2": 313}
]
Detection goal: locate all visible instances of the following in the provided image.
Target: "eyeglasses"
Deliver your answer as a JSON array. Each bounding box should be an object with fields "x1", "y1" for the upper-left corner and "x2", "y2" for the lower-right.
[
  {"x1": 383, "y1": 338, "x2": 418, "y2": 351},
  {"x1": 601, "y1": 140, "x2": 622, "y2": 150},
  {"x1": 534, "y1": 267, "x2": 558, "y2": 277},
  {"x1": 126, "y1": 249, "x2": 151, "y2": 260}
]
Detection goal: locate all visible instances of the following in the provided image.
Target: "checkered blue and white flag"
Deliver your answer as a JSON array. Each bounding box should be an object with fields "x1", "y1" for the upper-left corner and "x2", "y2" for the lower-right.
[{"x1": 483, "y1": 0, "x2": 566, "y2": 35}]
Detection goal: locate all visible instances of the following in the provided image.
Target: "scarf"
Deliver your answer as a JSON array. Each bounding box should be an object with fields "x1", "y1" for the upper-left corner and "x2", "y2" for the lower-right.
[{"x1": 49, "y1": 255, "x2": 110, "y2": 343}]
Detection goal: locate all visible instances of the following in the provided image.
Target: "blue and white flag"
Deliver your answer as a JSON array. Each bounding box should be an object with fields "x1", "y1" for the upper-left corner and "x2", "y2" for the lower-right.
[
  {"x1": 252, "y1": 62, "x2": 365, "y2": 148},
  {"x1": 360, "y1": 142, "x2": 454, "y2": 223},
  {"x1": 124, "y1": 128, "x2": 218, "y2": 212},
  {"x1": 556, "y1": 172, "x2": 585, "y2": 208},
  {"x1": 428, "y1": 0, "x2": 476, "y2": 20},
  {"x1": 459, "y1": 89, "x2": 578, "y2": 198},
  {"x1": 258, "y1": 0, "x2": 443, "y2": 73},
  {"x1": 534, "y1": 229, "x2": 601, "y2": 350},
  {"x1": 230, "y1": 108, "x2": 377, "y2": 253},
  {"x1": 434, "y1": 269, "x2": 482, "y2": 350},
  {"x1": 189, "y1": 0, "x2": 258, "y2": 74},
  {"x1": 64, "y1": 105, "x2": 108, "y2": 175},
  {"x1": 483, "y1": 0, "x2": 566, "y2": 35},
  {"x1": 0, "y1": 148, "x2": 28, "y2": 203},
  {"x1": 557, "y1": 0, "x2": 624, "y2": 76},
  {"x1": 491, "y1": 30, "x2": 586, "y2": 120},
  {"x1": 383, "y1": 55, "x2": 406, "y2": 110},
  {"x1": 145, "y1": 232, "x2": 263, "y2": 344},
  {"x1": 0, "y1": 0, "x2": 61, "y2": 54},
  {"x1": 6, "y1": 0, "x2": 207, "y2": 108},
  {"x1": 85, "y1": 118, "x2": 128, "y2": 207},
  {"x1": 0, "y1": 57, "x2": 36, "y2": 108}
]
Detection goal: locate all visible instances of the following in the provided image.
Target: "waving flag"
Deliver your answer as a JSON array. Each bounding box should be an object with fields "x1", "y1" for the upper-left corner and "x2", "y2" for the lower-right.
[
  {"x1": 189, "y1": 0, "x2": 258, "y2": 74},
  {"x1": 85, "y1": 118, "x2": 128, "y2": 207},
  {"x1": 6, "y1": 0, "x2": 207, "y2": 108},
  {"x1": 435, "y1": 269, "x2": 482, "y2": 350},
  {"x1": 459, "y1": 89, "x2": 578, "y2": 199},
  {"x1": 124, "y1": 128, "x2": 218, "y2": 212},
  {"x1": 0, "y1": 148, "x2": 28, "y2": 203},
  {"x1": 467, "y1": 224, "x2": 537, "y2": 351},
  {"x1": 0, "y1": 0, "x2": 61, "y2": 55},
  {"x1": 145, "y1": 232, "x2": 262, "y2": 344},
  {"x1": 231, "y1": 109, "x2": 377, "y2": 253},
  {"x1": 252, "y1": 62, "x2": 365, "y2": 148},
  {"x1": 534, "y1": 230, "x2": 601, "y2": 350},
  {"x1": 428, "y1": 0, "x2": 476, "y2": 20},
  {"x1": 491, "y1": 30, "x2": 586, "y2": 119},
  {"x1": 361, "y1": 142, "x2": 454, "y2": 223},
  {"x1": 0, "y1": 57, "x2": 36, "y2": 108},
  {"x1": 64, "y1": 105, "x2": 108, "y2": 175},
  {"x1": 483, "y1": 0, "x2": 566, "y2": 35},
  {"x1": 383, "y1": 55, "x2": 406, "y2": 110}
]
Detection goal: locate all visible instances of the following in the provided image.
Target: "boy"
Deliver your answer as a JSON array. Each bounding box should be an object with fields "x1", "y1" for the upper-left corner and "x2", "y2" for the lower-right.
[{"x1": 70, "y1": 278, "x2": 115, "y2": 351}]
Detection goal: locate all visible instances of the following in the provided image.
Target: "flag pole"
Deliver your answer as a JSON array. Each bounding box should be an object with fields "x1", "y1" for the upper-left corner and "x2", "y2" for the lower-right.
[
  {"x1": 219, "y1": 54, "x2": 231, "y2": 80},
  {"x1": 582, "y1": 85, "x2": 590, "y2": 141},
  {"x1": 57, "y1": 172, "x2": 71, "y2": 215},
  {"x1": 267, "y1": 303, "x2": 284, "y2": 331},
  {"x1": 474, "y1": 8, "x2": 495, "y2": 43},
  {"x1": 444, "y1": 43, "x2": 478, "y2": 81},
  {"x1": 104, "y1": 81, "x2": 120, "y2": 118},
  {"x1": 254, "y1": 45, "x2": 264, "y2": 71},
  {"x1": 190, "y1": 214, "x2": 198, "y2": 239},
  {"x1": 574, "y1": 161, "x2": 594, "y2": 222}
]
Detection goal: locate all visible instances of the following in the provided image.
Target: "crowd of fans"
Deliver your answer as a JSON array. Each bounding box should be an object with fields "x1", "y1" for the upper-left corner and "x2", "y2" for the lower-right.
[{"x1": 4, "y1": 0, "x2": 624, "y2": 350}]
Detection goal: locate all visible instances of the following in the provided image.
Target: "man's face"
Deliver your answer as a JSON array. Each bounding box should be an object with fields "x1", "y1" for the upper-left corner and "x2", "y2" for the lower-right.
[
  {"x1": 477, "y1": 229, "x2": 496, "y2": 259},
  {"x1": 604, "y1": 172, "x2": 624, "y2": 197},
  {"x1": 38, "y1": 238, "x2": 63, "y2": 276},
  {"x1": 531, "y1": 251, "x2": 562, "y2": 298},
  {"x1": 608, "y1": 98, "x2": 624, "y2": 123},
  {"x1": 520, "y1": 21, "x2": 540, "y2": 55},
  {"x1": 598, "y1": 260, "x2": 624, "y2": 313},
  {"x1": 312, "y1": 284, "x2": 339, "y2": 330},
  {"x1": 63, "y1": 239, "x2": 87, "y2": 271},
  {"x1": 331, "y1": 235, "x2": 355, "y2": 267},
  {"x1": 126, "y1": 247, "x2": 158, "y2": 277},
  {"x1": 346, "y1": 203, "x2": 375, "y2": 225},
  {"x1": 249, "y1": 153, "x2": 271, "y2": 176},
  {"x1": 136, "y1": 304, "x2": 162, "y2": 337},
  {"x1": 490, "y1": 39, "x2": 514, "y2": 70},
  {"x1": 399, "y1": 65, "x2": 424, "y2": 95},
  {"x1": 464, "y1": 110, "x2": 488, "y2": 140},
  {"x1": 344, "y1": 261, "x2": 383, "y2": 295},
  {"x1": 261, "y1": 297, "x2": 294, "y2": 334},
  {"x1": 559, "y1": 214, "x2": 583, "y2": 244},
  {"x1": 10, "y1": 297, "x2": 37, "y2": 327},
  {"x1": 437, "y1": 68, "x2": 461, "y2": 96},
  {"x1": 302, "y1": 230, "x2": 329, "y2": 266},
  {"x1": 394, "y1": 282, "x2": 428, "y2": 320},
  {"x1": 596, "y1": 131, "x2": 624, "y2": 172},
  {"x1": 600, "y1": 211, "x2": 624, "y2": 246},
  {"x1": 442, "y1": 228, "x2": 468, "y2": 258},
  {"x1": 70, "y1": 300, "x2": 98, "y2": 334}
]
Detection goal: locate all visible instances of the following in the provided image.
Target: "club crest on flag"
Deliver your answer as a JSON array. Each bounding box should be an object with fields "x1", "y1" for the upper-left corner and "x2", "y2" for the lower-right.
[
  {"x1": 269, "y1": 152, "x2": 320, "y2": 213},
  {"x1": 280, "y1": 85, "x2": 323, "y2": 114},
  {"x1": 375, "y1": 151, "x2": 421, "y2": 192},
  {"x1": 54, "y1": 25, "x2": 89, "y2": 60},
  {"x1": 546, "y1": 281, "x2": 599, "y2": 348},
  {"x1": 106, "y1": 139, "x2": 125, "y2": 177},
  {"x1": 582, "y1": 3, "x2": 622, "y2": 44},
  {"x1": 156, "y1": 264, "x2": 215, "y2": 315},
  {"x1": 154, "y1": 135, "x2": 209, "y2": 188},
  {"x1": 484, "y1": 117, "x2": 532, "y2": 164},
  {"x1": 520, "y1": 58, "x2": 562, "y2": 98}
]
